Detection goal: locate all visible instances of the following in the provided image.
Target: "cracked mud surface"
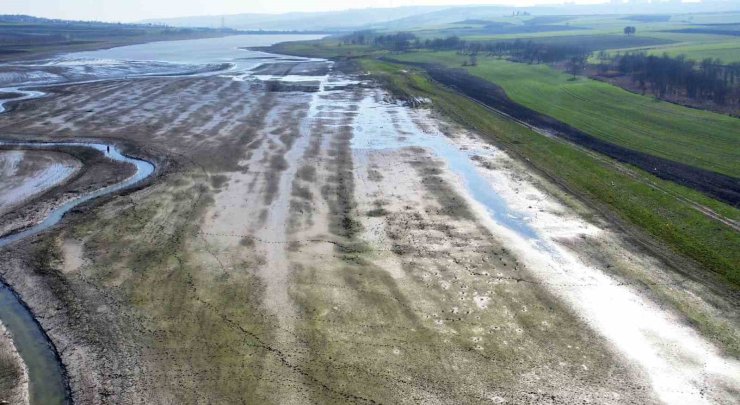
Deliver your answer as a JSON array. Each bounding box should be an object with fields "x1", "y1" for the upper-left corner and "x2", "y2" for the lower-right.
[{"x1": 0, "y1": 57, "x2": 737, "y2": 404}]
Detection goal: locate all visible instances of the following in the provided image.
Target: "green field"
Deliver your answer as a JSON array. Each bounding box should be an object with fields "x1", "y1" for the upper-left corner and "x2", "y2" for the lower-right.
[
  {"x1": 398, "y1": 11, "x2": 740, "y2": 64},
  {"x1": 391, "y1": 51, "x2": 740, "y2": 177},
  {"x1": 645, "y1": 41, "x2": 740, "y2": 63}
]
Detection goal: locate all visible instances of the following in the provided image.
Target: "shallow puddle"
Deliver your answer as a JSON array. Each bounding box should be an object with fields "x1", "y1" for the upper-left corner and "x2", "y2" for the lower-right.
[{"x1": 351, "y1": 95, "x2": 539, "y2": 241}]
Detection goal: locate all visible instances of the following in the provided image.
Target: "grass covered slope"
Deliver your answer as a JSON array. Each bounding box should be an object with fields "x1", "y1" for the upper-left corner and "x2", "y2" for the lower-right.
[
  {"x1": 391, "y1": 51, "x2": 740, "y2": 178},
  {"x1": 646, "y1": 40, "x2": 740, "y2": 64}
]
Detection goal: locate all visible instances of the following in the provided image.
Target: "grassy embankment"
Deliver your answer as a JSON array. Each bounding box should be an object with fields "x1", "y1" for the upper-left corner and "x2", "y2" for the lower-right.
[
  {"x1": 272, "y1": 39, "x2": 740, "y2": 353},
  {"x1": 391, "y1": 51, "x2": 740, "y2": 178}
]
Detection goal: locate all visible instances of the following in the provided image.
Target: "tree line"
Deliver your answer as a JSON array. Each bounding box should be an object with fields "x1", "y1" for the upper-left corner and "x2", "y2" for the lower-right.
[
  {"x1": 341, "y1": 30, "x2": 739, "y2": 105},
  {"x1": 601, "y1": 52, "x2": 740, "y2": 105},
  {"x1": 342, "y1": 30, "x2": 590, "y2": 63}
]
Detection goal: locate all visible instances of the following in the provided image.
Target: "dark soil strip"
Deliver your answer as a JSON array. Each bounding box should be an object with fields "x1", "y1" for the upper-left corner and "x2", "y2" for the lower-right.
[
  {"x1": 385, "y1": 59, "x2": 740, "y2": 206},
  {"x1": 251, "y1": 61, "x2": 330, "y2": 77}
]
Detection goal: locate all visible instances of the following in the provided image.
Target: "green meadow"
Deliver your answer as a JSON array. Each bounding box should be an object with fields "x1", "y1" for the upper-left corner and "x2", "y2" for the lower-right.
[{"x1": 392, "y1": 51, "x2": 740, "y2": 177}]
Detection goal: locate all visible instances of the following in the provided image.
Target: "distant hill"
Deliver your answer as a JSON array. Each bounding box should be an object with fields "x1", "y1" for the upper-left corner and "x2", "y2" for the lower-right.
[
  {"x1": 380, "y1": 1, "x2": 740, "y2": 30},
  {"x1": 144, "y1": 1, "x2": 740, "y2": 32},
  {"x1": 0, "y1": 14, "x2": 168, "y2": 27},
  {"x1": 141, "y1": 6, "x2": 447, "y2": 31},
  {"x1": 0, "y1": 14, "x2": 237, "y2": 61}
]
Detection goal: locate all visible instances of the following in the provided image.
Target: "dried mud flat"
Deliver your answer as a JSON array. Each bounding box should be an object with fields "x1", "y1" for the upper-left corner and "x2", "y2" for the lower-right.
[
  {"x1": 0, "y1": 149, "x2": 81, "y2": 215},
  {"x1": 0, "y1": 144, "x2": 137, "y2": 238},
  {"x1": 0, "y1": 61, "x2": 737, "y2": 404}
]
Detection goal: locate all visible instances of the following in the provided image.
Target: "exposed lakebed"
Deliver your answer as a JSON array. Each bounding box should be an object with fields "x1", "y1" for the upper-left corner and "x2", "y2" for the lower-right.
[
  {"x1": 0, "y1": 33, "x2": 737, "y2": 404},
  {"x1": 0, "y1": 33, "x2": 324, "y2": 405}
]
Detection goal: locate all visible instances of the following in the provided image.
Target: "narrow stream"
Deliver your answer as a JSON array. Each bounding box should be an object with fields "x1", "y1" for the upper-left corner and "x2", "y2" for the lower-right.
[
  {"x1": 0, "y1": 88, "x2": 45, "y2": 114},
  {"x1": 0, "y1": 142, "x2": 155, "y2": 247},
  {"x1": 0, "y1": 142, "x2": 154, "y2": 404},
  {"x1": 0, "y1": 285, "x2": 68, "y2": 404}
]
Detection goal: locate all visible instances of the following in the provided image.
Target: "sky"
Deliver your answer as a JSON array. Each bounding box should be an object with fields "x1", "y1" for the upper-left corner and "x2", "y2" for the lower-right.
[{"x1": 0, "y1": 0, "x2": 605, "y2": 22}]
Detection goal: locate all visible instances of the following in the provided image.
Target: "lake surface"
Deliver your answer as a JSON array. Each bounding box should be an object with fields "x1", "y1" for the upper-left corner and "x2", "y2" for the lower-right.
[
  {"x1": 69, "y1": 34, "x2": 324, "y2": 68},
  {"x1": 0, "y1": 34, "x2": 325, "y2": 88}
]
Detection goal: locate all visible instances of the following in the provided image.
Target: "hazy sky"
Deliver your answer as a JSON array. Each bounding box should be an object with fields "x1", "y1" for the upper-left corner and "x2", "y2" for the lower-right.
[{"x1": 1, "y1": 0, "x2": 603, "y2": 22}]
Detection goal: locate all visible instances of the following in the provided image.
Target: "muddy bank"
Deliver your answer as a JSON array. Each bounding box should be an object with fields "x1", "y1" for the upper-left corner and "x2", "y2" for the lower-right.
[
  {"x1": 0, "y1": 319, "x2": 28, "y2": 405},
  {"x1": 384, "y1": 59, "x2": 740, "y2": 206},
  {"x1": 251, "y1": 61, "x2": 330, "y2": 76},
  {"x1": 0, "y1": 76, "x2": 288, "y2": 171},
  {"x1": 0, "y1": 149, "x2": 81, "y2": 215},
  {"x1": 0, "y1": 142, "x2": 136, "y2": 238},
  {"x1": 0, "y1": 38, "x2": 324, "y2": 403},
  {"x1": 0, "y1": 72, "x2": 314, "y2": 403}
]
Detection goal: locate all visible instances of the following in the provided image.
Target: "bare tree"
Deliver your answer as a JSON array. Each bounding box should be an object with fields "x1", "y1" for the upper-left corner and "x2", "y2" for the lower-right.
[{"x1": 567, "y1": 55, "x2": 586, "y2": 79}]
